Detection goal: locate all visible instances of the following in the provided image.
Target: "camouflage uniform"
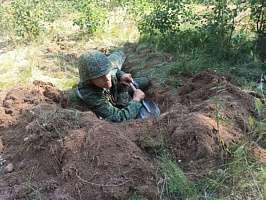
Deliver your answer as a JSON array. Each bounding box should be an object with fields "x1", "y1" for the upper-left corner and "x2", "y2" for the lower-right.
[{"x1": 77, "y1": 50, "x2": 149, "y2": 122}]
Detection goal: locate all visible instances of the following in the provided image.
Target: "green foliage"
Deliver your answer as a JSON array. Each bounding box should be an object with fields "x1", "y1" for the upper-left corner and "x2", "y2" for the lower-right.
[
  {"x1": 0, "y1": 0, "x2": 71, "y2": 41},
  {"x1": 138, "y1": 1, "x2": 193, "y2": 52},
  {"x1": 139, "y1": 2, "x2": 186, "y2": 36},
  {"x1": 246, "y1": 98, "x2": 266, "y2": 148},
  {"x1": 209, "y1": 99, "x2": 230, "y2": 131},
  {"x1": 198, "y1": 0, "x2": 243, "y2": 59},
  {"x1": 249, "y1": 0, "x2": 265, "y2": 34},
  {"x1": 10, "y1": 0, "x2": 46, "y2": 40},
  {"x1": 124, "y1": 0, "x2": 152, "y2": 20},
  {"x1": 136, "y1": 0, "x2": 265, "y2": 62},
  {"x1": 72, "y1": 0, "x2": 108, "y2": 33},
  {"x1": 209, "y1": 85, "x2": 235, "y2": 133},
  {"x1": 168, "y1": 61, "x2": 192, "y2": 76},
  {"x1": 249, "y1": 0, "x2": 266, "y2": 59},
  {"x1": 208, "y1": 86, "x2": 237, "y2": 160}
]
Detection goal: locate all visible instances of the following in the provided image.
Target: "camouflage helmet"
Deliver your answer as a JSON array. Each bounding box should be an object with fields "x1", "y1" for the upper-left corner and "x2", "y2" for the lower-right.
[{"x1": 78, "y1": 49, "x2": 112, "y2": 81}]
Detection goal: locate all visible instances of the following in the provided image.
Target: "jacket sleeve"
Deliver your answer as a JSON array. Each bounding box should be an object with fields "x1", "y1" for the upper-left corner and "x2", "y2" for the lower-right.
[
  {"x1": 81, "y1": 90, "x2": 142, "y2": 123},
  {"x1": 116, "y1": 70, "x2": 125, "y2": 81}
]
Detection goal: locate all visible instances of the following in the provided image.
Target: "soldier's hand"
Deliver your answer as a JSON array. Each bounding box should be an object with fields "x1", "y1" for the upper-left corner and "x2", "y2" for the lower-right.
[
  {"x1": 121, "y1": 74, "x2": 133, "y2": 86},
  {"x1": 133, "y1": 89, "x2": 145, "y2": 102}
]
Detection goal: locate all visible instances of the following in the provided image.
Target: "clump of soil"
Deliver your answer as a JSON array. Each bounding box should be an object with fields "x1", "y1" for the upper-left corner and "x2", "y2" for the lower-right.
[{"x1": 0, "y1": 69, "x2": 265, "y2": 199}]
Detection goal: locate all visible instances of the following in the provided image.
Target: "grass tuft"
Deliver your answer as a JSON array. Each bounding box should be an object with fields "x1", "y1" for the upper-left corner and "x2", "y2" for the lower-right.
[{"x1": 157, "y1": 157, "x2": 200, "y2": 200}]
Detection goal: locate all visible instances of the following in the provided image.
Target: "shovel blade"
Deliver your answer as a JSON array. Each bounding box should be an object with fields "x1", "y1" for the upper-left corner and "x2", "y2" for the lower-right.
[{"x1": 140, "y1": 100, "x2": 160, "y2": 119}]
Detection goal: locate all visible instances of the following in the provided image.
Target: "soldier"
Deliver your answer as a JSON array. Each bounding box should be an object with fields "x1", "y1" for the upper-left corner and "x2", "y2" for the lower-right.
[{"x1": 77, "y1": 49, "x2": 149, "y2": 122}]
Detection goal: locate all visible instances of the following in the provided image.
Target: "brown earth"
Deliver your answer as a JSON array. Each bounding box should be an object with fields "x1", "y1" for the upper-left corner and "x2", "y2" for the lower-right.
[{"x1": 0, "y1": 69, "x2": 265, "y2": 199}]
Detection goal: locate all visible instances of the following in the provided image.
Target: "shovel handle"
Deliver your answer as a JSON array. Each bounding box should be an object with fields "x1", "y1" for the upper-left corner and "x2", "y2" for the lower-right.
[{"x1": 129, "y1": 83, "x2": 136, "y2": 91}]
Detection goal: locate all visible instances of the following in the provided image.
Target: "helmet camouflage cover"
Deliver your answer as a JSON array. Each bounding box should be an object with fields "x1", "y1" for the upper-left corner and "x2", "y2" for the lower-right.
[{"x1": 78, "y1": 49, "x2": 112, "y2": 81}]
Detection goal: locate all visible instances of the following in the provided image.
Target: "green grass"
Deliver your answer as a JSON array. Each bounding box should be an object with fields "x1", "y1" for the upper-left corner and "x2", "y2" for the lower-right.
[
  {"x1": 155, "y1": 152, "x2": 265, "y2": 200},
  {"x1": 157, "y1": 157, "x2": 200, "y2": 200},
  {"x1": 197, "y1": 150, "x2": 266, "y2": 200},
  {"x1": 129, "y1": 193, "x2": 148, "y2": 200}
]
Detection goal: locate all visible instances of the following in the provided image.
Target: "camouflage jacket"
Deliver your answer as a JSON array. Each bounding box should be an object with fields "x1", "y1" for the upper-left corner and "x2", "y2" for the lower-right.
[{"x1": 77, "y1": 69, "x2": 142, "y2": 123}]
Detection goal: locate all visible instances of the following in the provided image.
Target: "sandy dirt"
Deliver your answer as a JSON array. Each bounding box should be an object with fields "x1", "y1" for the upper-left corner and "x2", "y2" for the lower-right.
[{"x1": 0, "y1": 66, "x2": 265, "y2": 199}]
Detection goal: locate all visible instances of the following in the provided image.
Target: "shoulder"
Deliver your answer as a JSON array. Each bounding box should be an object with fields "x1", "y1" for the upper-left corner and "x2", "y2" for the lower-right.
[{"x1": 78, "y1": 81, "x2": 104, "y2": 100}]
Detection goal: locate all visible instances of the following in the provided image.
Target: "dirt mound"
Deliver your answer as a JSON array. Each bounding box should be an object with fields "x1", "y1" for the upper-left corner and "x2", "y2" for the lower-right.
[
  {"x1": 122, "y1": 70, "x2": 265, "y2": 174},
  {"x1": 0, "y1": 80, "x2": 66, "y2": 130},
  {"x1": 0, "y1": 70, "x2": 265, "y2": 199},
  {"x1": 0, "y1": 82, "x2": 157, "y2": 199},
  {"x1": 145, "y1": 80, "x2": 178, "y2": 114},
  {"x1": 170, "y1": 70, "x2": 265, "y2": 168}
]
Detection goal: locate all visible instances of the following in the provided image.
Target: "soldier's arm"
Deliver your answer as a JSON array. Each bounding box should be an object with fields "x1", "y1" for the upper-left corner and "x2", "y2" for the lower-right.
[
  {"x1": 81, "y1": 90, "x2": 142, "y2": 122},
  {"x1": 116, "y1": 69, "x2": 125, "y2": 81},
  {"x1": 95, "y1": 99, "x2": 142, "y2": 122}
]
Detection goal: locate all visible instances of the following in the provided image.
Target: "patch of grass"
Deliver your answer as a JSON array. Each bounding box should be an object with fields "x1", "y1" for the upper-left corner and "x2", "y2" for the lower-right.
[
  {"x1": 142, "y1": 64, "x2": 171, "y2": 83},
  {"x1": 0, "y1": 65, "x2": 34, "y2": 91},
  {"x1": 228, "y1": 62, "x2": 266, "y2": 86},
  {"x1": 167, "y1": 61, "x2": 192, "y2": 77},
  {"x1": 155, "y1": 150, "x2": 265, "y2": 200},
  {"x1": 165, "y1": 76, "x2": 183, "y2": 88},
  {"x1": 58, "y1": 77, "x2": 78, "y2": 91},
  {"x1": 196, "y1": 148, "x2": 266, "y2": 200},
  {"x1": 31, "y1": 106, "x2": 82, "y2": 124},
  {"x1": 129, "y1": 192, "x2": 148, "y2": 200},
  {"x1": 136, "y1": 129, "x2": 164, "y2": 155},
  {"x1": 157, "y1": 157, "x2": 200, "y2": 200}
]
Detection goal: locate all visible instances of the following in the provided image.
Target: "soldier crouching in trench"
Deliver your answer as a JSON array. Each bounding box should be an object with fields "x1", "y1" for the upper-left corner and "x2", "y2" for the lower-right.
[{"x1": 77, "y1": 49, "x2": 149, "y2": 122}]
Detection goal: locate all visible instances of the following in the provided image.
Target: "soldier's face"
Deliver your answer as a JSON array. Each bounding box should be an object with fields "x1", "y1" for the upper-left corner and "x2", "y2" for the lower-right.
[{"x1": 90, "y1": 72, "x2": 112, "y2": 89}]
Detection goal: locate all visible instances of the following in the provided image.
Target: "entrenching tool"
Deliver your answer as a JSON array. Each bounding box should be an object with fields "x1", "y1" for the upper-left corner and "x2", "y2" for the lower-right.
[{"x1": 129, "y1": 83, "x2": 160, "y2": 119}]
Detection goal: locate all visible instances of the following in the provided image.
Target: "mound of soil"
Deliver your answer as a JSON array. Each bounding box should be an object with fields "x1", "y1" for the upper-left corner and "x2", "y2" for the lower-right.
[
  {"x1": 122, "y1": 70, "x2": 266, "y2": 173},
  {"x1": 0, "y1": 80, "x2": 66, "y2": 130},
  {"x1": 0, "y1": 70, "x2": 265, "y2": 199},
  {"x1": 0, "y1": 81, "x2": 157, "y2": 199}
]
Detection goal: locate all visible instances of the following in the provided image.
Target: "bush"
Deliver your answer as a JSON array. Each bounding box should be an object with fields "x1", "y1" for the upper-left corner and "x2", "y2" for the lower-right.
[
  {"x1": 0, "y1": 0, "x2": 70, "y2": 41},
  {"x1": 10, "y1": 0, "x2": 46, "y2": 41},
  {"x1": 72, "y1": 0, "x2": 108, "y2": 34}
]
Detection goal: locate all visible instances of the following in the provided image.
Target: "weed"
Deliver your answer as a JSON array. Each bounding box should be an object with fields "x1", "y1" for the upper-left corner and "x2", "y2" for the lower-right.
[
  {"x1": 24, "y1": 167, "x2": 42, "y2": 199},
  {"x1": 165, "y1": 76, "x2": 183, "y2": 88},
  {"x1": 28, "y1": 106, "x2": 82, "y2": 140},
  {"x1": 143, "y1": 65, "x2": 171, "y2": 84},
  {"x1": 244, "y1": 98, "x2": 266, "y2": 148},
  {"x1": 209, "y1": 98, "x2": 231, "y2": 134},
  {"x1": 209, "y1": 85, "x2": 236, "y2": 160}
]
